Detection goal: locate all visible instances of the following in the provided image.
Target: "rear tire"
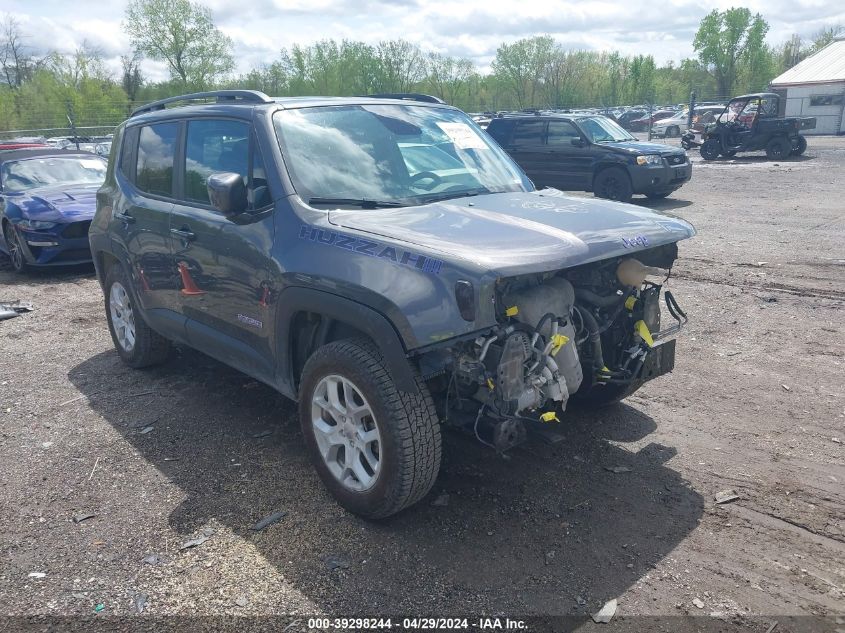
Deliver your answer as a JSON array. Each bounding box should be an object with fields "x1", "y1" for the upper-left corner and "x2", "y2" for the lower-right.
[
  {"x1": 299, "y1": 338, "x2": 441, "y2": 519},
  {"x1": 765, "y1": 137, "x2": 791, "y2": 160},
  {"x1": 593, "y1": 167, "x2": 633, "y2": 204},
  {"x1": 666, "y1": 126, "x2": 680, "y2": 138},
  {"x1": 792, "y1": 135, "x2": 807, "y2": 156},
  {"x1": 104, "y1": 264, "x2": 171, "y2": 368},
  {"x1": 700, "y1": 139, "x2": 721, "y2": 161}
]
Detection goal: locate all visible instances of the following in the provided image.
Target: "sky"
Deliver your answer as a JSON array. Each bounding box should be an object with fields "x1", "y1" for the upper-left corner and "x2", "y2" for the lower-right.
[{"x1": 3, "y1": 0, "x2": 844, "y2": 81}]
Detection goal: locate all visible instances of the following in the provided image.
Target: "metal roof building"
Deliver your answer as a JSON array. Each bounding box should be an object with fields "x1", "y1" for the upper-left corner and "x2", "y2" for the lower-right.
[{"x1": 770, "y1": 35, "x2": 845, "y2": 134}]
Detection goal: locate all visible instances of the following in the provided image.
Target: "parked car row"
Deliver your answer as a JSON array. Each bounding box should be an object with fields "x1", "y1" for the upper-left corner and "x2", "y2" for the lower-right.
[
  {"x1": 1, "y1": 104, "x2": 696, "y2": 274},
  {"x1": 0, "y1": 134, "x2": 113, "y2": 157}
]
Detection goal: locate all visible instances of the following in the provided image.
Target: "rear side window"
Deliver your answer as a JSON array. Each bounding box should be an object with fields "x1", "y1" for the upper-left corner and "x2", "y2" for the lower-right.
[
  {"x1": 512, "y1": 121, "x2": 546, "y2": 147},
  {"x1": 486, "y1": 119, "x2": 514, "y2": 145},
  {"x1": 185, "y1": 119, "x2": 250, "y2": 204},
  {"x1": 136, "y1": 123, "x2": 178, "y2": 197}
]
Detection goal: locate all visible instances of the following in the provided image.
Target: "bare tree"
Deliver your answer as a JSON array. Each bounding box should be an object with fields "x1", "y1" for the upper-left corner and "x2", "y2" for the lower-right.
[
  {"x1": 52, "y1": 40, "x2": 110, "y2": 87},
  {"x1": 0, "y1": 14, "x2": 49, "y2": 88}
]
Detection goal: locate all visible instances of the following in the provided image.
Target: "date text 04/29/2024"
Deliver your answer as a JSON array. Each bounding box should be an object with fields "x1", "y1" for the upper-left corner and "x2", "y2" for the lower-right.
[{"x1": 306, "y1": 618, "x2": 527, "y2": 630}]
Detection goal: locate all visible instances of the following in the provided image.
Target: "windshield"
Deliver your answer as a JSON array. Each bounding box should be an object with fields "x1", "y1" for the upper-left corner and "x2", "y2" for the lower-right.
[
  {"x1": 1, "y1": 156, "x2": 107, "y2": 193},
  {"x1": 578, "y1": 117, "x2": 634, "y2": 143},
  {"x1": 273, "y1": 104, "x2": 531, "y2": 206}
]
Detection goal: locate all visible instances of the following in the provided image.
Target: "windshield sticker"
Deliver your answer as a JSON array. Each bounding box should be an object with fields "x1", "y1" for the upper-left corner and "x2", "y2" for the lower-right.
[
  {"x1": 79, "y1": 159, "x2": 103, "y2": 168},
  {"x1": 299, "y1": 225, "x2": 443, "y2": 274},
  {"x1": 435, "y1": 122, "x2": 488, "y2": 150}
]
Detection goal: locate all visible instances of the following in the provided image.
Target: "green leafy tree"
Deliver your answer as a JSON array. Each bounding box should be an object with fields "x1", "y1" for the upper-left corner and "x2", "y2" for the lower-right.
[
  {"x1": 425, "y1": 52, "x2": 476, "y2": 106},
  {"x1": 693, "y1": 8, "x2": 769, "y2": 97},
  {"x1": 492, "y1": 36, "x2": 556, "y2": 109},
  {"x1": 123, "y1": 0, "x2": 234, "y2": 88}
]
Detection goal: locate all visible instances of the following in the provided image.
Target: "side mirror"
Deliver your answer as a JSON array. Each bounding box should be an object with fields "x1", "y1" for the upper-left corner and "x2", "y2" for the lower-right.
[
  {"x1": 571, "y1": 137, "x2": 585, "y2": 147},
  {"x1": 207, "y1": 173, "x2": 247, "y2": 215}
]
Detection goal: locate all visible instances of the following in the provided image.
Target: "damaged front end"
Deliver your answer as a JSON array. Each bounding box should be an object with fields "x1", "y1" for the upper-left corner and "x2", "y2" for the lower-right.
[{"x1": 431, "y1": 244, "x2": 688, "y2": 452}]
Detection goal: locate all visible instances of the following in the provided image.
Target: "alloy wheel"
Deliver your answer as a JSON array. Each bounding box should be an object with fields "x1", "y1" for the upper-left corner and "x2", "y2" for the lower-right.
[
  {"x1": 310, "y1": 374, "x2": 382, "y2": 492},
  {"x1": 109, "y1": 281, "x2": 136, "y2": 352},
  {"x1": 4, "y1": 225, "x2": 24, "y2": 271}
]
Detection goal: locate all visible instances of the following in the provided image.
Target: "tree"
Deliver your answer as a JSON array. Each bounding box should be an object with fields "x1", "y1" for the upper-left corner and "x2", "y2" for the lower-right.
[
  {"x1": 53, "y1": 40, "x2": 111, "y2": 88},
  {"x1": 693, "y1": 8, "x2": 769, "y2": 97},
  {"x1": 0, "y1": 14, "x2": 50, "y2": 89},
  {"x1": 373, "y1": 40, "x2": 425, "y2": 93},
  {"x1": 492, "y1": 36, "x2": 556, "y2": 109},
  {"x1": 808, "y1": 24, "x2": 843, "y2": 54},
  {"x1": 425, "y1": 52, "x2": 475, "y2": 106},
  {"x1": 123, "y1": 0, "x2": 234, "y2": 88},
  {"x1": 121, "y1": 50, "x2": 144, "y2": 102}
]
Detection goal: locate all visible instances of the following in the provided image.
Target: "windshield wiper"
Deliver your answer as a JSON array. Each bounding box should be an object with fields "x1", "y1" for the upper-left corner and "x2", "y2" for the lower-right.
[
  {"x1": 417, "y1": 186, "x2": 498, "y2": 204},
  {"x1": 307, "y1": 197, "x2": 404, "y2": 209}
]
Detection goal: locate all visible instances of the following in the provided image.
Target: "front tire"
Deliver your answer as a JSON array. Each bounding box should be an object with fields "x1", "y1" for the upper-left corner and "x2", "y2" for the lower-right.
[
  {"x1": 700, "y1": 139, "x2": 721, "y2": 160},
  {"x1": 3, "y1": 223, "x2": 28, "y2": 273},
  {"x1": 666, "y1": 126, "x2": 680, "y2": 138},
  {"x1": 646, "y1": 191, "x2": 671, "y2": 199},
  {"x1": 299, "y1": 339, "x2": 441, "y2": 519},
  {"x1": 104, "y1": 264, "x2": 171, "y2": 368},
  {"x1": 593, "y1": 167, "x2": 633, "y2": 203},
  {"x1": 792, "y1": 135, "x2": 807, "y2": 156},
  {"x1": 765, "y1": 137, "x2": 792, "y2": 160}
]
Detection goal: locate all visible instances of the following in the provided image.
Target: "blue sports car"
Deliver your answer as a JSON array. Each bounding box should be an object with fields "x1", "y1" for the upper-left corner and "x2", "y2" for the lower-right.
[{"x1": 0, "y1": 148, "x2": 107, "y2": 272}]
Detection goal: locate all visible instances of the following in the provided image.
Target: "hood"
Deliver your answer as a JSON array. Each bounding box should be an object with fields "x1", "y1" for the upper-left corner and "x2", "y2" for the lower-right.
[
  {"x1": 17, "y1": 183, "x2": 99, "y2": 223},
  {"x1": 328, "y1": 189, "x2": 695, "y2": 277},
  {"x1": 604, "y1": 140, "x2": 685, "y2": 156}
]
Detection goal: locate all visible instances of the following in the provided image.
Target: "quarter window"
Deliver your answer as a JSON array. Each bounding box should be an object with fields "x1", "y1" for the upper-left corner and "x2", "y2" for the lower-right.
[{"x1": 136, "y1": 123, "x2": 178, "y2": 197}]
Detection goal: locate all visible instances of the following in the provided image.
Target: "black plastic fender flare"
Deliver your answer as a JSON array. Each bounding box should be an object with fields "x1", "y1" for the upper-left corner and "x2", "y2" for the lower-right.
[{"x1": 275, "y1": 286, "x2": 419, "y2": 397}]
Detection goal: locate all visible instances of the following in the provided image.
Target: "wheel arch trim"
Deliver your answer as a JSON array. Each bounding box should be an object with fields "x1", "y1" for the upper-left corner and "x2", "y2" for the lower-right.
[{"x1": 276, "y1": 286, "x2": 419, "y2": 398}]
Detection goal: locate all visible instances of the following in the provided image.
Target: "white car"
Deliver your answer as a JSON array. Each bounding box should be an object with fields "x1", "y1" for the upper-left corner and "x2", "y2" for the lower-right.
[{"x1": 652, "y1": 106, "x2": 725, "y2": 138}]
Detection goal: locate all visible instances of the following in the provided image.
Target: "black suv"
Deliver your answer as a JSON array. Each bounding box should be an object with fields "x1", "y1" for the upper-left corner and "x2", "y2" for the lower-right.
[
  {"x1": 486, "y1": 114, "x2": 692, "y2": 202},
  {"x1": 91, "y1": 91, "x2": 694, "y2": 518}
]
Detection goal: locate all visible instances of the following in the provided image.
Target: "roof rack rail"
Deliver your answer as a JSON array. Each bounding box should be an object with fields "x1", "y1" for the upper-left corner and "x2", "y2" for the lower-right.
[
  {"x1": 363, "y1": 93, "x2": 446, "y2": 104},
  {"x1": 130, "y1": 90, "x2": 274, "y2": 118}
]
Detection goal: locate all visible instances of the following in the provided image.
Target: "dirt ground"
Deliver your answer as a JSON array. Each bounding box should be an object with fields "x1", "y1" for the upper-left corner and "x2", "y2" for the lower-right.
[{"x1": 0, "y1": 135, "x2": 843, "y2": 632}]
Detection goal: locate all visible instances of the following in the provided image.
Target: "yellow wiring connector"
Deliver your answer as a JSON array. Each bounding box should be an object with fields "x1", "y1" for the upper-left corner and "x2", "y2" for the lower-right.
[
  {"x1": 625, "y1": 296, "x2": 637, "y2": 311},
  {"x1": 486, "y1": 378, "x2": 495, "y2": 391},
  {"x1": 550, "y1": 333, "x2": 569, "y2": 355},
  {"x1": 505, "y1": 305, "x2": 519, "y2": 317},
  {"x1": 634, "y1": 320, "x2": 654, "y2": 347},
  {"x1": 540, "y1": 411, "x2": 559, "y2": 423}
]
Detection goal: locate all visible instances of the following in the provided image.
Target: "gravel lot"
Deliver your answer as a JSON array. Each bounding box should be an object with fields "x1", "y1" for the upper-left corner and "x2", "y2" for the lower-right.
[{"x1": 1, "y1": 136, "x2": 843, "y2": 630}]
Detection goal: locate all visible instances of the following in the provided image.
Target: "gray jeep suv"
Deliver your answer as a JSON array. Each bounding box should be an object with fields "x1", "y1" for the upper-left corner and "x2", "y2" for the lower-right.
[{"x1": 90, "y1": 90, "x2": 695, "y2": 518}]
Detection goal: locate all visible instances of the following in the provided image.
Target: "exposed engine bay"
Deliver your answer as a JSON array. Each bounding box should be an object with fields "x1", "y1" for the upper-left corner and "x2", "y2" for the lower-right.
[{"x1": 439, "y1": 247, "x2": 688, "y2": 452}]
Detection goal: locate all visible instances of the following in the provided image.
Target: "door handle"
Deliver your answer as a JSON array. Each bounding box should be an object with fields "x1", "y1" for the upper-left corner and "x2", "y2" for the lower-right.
[
  {"x1": 170, "y1": 227, "x2": 196, "y2": 241},
  {"x1": 115, "y1": 211, "x2": 135, "y2": 224}
]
